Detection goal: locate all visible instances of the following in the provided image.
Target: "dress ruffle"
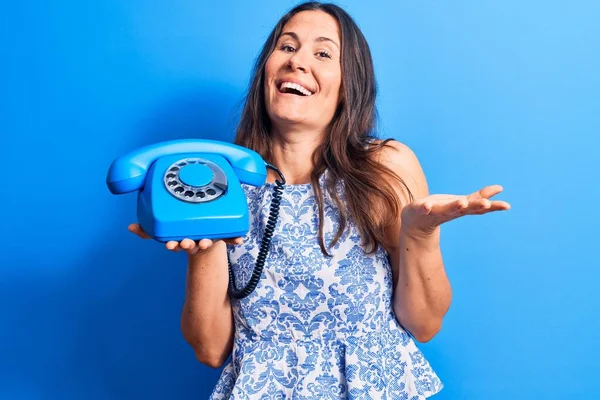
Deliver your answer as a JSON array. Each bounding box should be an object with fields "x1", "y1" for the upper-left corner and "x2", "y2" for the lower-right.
[{"x1": 210, "y1": 313, "x2": 442, "y2": 399}]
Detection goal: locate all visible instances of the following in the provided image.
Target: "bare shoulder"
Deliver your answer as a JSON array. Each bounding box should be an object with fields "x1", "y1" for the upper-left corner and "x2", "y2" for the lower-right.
[{"x1": 370, "y1": 139, "x2": 429, "y2": 200}]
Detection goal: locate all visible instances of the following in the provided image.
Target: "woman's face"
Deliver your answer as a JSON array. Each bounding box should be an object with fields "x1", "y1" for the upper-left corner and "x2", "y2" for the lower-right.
[{"x1": 264, "y1": 10, "x2": 342, "y2": 132}]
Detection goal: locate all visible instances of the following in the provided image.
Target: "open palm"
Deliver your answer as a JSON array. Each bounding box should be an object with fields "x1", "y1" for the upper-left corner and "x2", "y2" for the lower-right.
[{"x1": 401, "y1": 185, "x2": 511, "y2": 236}]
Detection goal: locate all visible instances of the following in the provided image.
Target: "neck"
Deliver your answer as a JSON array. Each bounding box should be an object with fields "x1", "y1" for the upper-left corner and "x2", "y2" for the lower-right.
[{"x1": 268, "y1": 124, "x2": 325, "y2": 184}]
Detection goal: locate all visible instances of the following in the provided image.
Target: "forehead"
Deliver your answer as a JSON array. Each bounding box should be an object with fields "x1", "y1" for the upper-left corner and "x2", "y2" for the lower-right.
[{"x1": 281, "y1": 10, "x2": 340, "y2": 41}]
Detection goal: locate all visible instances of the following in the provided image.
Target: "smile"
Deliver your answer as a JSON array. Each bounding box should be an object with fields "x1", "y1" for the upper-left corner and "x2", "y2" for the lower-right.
[{"x1": 278, "y1": 81, "x2": 314, "y2": 96}]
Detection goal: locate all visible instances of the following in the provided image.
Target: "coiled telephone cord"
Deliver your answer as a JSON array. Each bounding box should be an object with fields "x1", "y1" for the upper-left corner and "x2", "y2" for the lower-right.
[{"x1": 227, "y1": 163, "x2": 286, "y2": 299}]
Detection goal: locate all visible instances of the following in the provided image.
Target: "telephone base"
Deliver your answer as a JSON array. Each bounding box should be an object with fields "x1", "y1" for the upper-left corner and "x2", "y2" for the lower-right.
[{"x1": 152, "y1": 230, "x2": 248, "y2": 243}]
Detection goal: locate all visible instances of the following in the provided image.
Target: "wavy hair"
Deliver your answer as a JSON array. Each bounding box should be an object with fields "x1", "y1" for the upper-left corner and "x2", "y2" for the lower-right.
[{"x1": 234, "y1": 1, "x2": 413, "y2": 254}]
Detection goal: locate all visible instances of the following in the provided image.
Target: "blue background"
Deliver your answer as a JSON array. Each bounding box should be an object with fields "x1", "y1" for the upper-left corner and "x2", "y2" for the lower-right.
[{"x1": 2, "y1": 0, "x2": 598, "y2": 399}]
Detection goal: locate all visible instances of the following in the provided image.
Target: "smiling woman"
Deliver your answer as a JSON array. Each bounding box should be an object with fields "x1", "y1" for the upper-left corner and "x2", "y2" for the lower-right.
[
  {"x1": 263, "y1": 11, "x2": 342, "y2": 130},
  {"x1": 128, "y1": 1, "x2": 511, "y2": 399}
]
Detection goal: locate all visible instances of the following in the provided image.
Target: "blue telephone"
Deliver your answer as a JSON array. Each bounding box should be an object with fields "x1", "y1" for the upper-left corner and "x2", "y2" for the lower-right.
[{"x1": 106, "y1": 139, "x2": 286, "y2": 298}]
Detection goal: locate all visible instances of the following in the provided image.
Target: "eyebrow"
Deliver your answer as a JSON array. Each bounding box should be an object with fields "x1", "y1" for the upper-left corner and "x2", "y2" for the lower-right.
[{"x1": 279, "y1": 31, "x2": 340, "y2": 49}]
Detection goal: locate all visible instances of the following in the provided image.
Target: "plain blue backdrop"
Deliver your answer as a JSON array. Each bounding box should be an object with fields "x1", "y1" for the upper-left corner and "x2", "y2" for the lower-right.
[{"x1": 1, "y1": 0, "x2": 599, "y2": 399}]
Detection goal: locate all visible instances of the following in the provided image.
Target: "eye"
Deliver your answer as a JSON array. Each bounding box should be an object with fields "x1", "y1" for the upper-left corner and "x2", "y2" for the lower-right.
[
  {"x1": 280, "y1": 44, "x2": 296, "y2": 53},
  {"x1": 317, "y1": 50, "x2": 332, "y2": 59}
]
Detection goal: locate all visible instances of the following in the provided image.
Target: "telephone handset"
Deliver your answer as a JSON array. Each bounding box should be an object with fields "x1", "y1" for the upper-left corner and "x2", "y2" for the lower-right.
[{"x1": 106, "y1": 139, "x2": 286, "y2": 299}]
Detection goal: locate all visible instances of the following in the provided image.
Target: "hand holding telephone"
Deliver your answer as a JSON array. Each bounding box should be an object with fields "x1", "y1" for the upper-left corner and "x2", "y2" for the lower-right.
[{"x1": 106, "y1": 139, "x2": 286, "y2": 298}]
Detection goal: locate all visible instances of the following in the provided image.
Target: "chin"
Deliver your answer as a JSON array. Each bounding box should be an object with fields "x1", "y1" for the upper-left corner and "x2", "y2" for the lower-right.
[{"x1": 269, "y1": 108, "x2": 310, "y2": 126}]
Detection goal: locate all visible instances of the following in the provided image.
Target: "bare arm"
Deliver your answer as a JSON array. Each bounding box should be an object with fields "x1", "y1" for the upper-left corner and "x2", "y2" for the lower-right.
[
  {"x1": 128, "y1": 223, "x2": 236, "y2": 368},
  {"x1": 180, "y1": 239, "x2": 235, "y2": 368},
  {"x1": 378, "y1": 141, "x2": 509, "y2": 342},
  {"x1": 389, "y1": 226, "x2": 451, "y2": 342},
  {"x1": 378, "y1": 141, "x2": 452, "y2": 342}
]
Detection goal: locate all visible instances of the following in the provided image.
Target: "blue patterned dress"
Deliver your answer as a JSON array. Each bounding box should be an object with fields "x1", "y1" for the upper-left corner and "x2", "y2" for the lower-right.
[{"x1": 210, "y1": 173, "x2": 443, "y2": 399}]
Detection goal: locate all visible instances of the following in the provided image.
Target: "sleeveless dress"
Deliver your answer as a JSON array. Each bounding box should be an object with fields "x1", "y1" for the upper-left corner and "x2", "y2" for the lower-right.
[{"x1": 210, "y1": 173, "x2": 443, "y2": 399}]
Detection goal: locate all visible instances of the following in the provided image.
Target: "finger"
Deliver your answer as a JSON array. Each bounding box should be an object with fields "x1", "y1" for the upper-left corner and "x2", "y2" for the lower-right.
[
  {"x1": 458, "y1": 198, "x2": 491, "y2": 215},
  {"x1": 166, "y1": 241, "x2": 182, "y2": 252},
  {"x1": 431, "y1": 197, "x2": 468, "y2": 216},
  {"x1": 491, "y1": 200, "x2": 511, "y2": 210},
  {"x1": 455, "y1": 198, "x2": 470, "y2": 212},
  {"x1": 471, "y1": 201, "x2": 511, "y2": 214},
  {"x1": 421, "y1": 198, "x2": 468, "y2": 226},
  {"x1": 444, "y1": 197, "x2": 492, "y2": 218},
  {"x1": 473, "y1": 198, "x2": 492, "y2": 210},
  {"x1": 180, "y1": 239, "x2": 198, "y2": 255},
  {"x1": 420, "y1": 201, "x2": 433, "y2": 215},
  {"x1": 128, "y1": 223, "x2": 151, "y2": 239},
  {"x1": 470, "y1": 185, "x2": 504, "y2": 200},
  {"x1": 224, "y1": 237, "x2": 244, "y2": 245},
  {"x1": 197, "y1": 239, "x2": 214, "y2": 251}
]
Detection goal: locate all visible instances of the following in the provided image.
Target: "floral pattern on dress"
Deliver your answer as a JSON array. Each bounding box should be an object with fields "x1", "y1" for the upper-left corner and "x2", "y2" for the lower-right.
[{"x1": 211, "y1": 174, "x2": 443, "y2": 399}]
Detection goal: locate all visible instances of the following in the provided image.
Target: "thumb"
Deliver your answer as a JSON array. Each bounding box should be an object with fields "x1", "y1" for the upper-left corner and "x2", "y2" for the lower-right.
[{"x1": 128, "y1": 223, "x2": 151, "y2": 239}]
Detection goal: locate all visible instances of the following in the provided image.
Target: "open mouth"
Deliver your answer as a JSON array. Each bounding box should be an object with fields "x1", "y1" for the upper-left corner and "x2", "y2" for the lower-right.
[{"x1": 278, "y1": 81, "x2": 314, "y2": 96}]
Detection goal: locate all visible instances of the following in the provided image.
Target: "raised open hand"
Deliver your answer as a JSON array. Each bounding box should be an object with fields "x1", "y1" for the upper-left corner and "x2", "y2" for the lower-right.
[{"x1": 400, "y1": 185, "x2": 511, "y2": 237}]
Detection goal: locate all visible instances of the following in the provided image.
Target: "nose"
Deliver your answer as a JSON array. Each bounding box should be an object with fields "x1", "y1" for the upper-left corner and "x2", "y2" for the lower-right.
[{"x1": 287, "y1": 51, "x2": 309, "y2": 73}]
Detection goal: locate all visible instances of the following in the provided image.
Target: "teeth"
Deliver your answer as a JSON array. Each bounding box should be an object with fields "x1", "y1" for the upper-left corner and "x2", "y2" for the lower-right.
[{"x1": 280, "y1": 81, "x2": 313, "y2": 96}]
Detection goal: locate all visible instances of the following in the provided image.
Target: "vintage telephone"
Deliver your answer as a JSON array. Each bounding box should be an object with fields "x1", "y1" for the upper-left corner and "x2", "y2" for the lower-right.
[{"x1": 106, "y1": 139, "x2": 286, "y2": 299}]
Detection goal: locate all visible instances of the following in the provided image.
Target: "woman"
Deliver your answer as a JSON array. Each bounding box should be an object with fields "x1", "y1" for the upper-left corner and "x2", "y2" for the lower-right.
[{"x1": 131, "y1": 2, "x2": 510, "y2": 398}]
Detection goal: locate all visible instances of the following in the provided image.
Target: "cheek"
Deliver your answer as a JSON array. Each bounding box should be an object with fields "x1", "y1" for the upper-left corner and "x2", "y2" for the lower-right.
[
  {"x1": 320, "y1": 72, "x2": 342, "y2": 104},
  {"x1": 264, "y1": 53, "x2": 286, "y2": 82},
  {"x1": 264, "y1": 59, "x2": 275, "y2": 82},
  {"x1": 264, "y1": 58, "x2": 277, "y2": 90}
]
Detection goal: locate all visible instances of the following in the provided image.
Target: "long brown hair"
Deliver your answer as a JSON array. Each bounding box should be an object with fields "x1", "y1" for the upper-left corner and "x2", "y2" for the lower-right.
[{"x1": 234, "y1": 1, "x2": 413, "y2": 255}]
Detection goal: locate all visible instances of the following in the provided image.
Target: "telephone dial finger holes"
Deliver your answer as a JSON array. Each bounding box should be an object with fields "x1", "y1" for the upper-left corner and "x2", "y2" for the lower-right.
[{"x1": 163, "y1": 158, "x2": 228, "y2": 203}]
